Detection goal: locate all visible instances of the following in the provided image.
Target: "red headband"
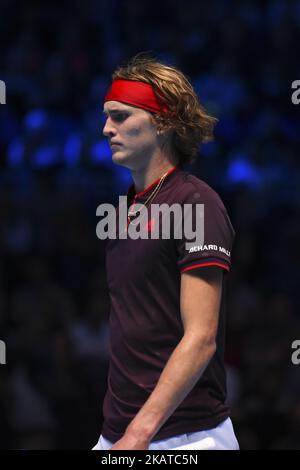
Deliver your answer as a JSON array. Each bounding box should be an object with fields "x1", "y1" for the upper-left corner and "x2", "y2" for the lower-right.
[{"x1": 104, "y1": 79, "x2": 169, "y2": 114}]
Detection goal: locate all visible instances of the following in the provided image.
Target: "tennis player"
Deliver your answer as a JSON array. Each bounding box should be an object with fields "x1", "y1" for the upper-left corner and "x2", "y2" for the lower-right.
[{"x1": 93, "y1": 55, "x2": 239, "y2": 450}]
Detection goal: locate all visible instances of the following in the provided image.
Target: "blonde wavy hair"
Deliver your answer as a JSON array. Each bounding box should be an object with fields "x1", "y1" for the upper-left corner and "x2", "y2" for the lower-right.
[{"x1": 111, "y1": 54, "x2": 218, "y2": 165}]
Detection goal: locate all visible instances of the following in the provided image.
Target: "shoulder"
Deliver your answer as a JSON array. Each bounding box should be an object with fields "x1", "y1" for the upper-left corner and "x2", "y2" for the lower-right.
[{"x1": 173, "y1": 171, "x2": 227, "y2": 211}]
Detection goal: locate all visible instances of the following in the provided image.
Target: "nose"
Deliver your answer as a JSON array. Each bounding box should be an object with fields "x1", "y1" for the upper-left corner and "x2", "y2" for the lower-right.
[{"x1": 103, "y1": 116, "x2": 116, "y2": 138}]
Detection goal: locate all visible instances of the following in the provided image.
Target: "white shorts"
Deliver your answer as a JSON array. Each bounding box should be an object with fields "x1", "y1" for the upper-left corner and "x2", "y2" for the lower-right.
[{"x1": 92, "y1": 417, "x2": 239, "y2": 450}]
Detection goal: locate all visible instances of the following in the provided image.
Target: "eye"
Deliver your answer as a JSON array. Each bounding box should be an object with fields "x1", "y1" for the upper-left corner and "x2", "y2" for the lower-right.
[{"x1": 112, "y1": 113, "x2": 127, "y2": 122}]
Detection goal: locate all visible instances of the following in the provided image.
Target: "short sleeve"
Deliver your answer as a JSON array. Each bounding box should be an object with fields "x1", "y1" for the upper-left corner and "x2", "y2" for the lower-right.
[{"x1": 175, "y1": 186, "x2": 235, "y2": 274}]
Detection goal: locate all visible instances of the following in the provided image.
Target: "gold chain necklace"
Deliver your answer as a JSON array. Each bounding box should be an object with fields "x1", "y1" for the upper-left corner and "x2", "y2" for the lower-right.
[{"x1": 127, "y1": 170, "x2": 169, "y2": 224}]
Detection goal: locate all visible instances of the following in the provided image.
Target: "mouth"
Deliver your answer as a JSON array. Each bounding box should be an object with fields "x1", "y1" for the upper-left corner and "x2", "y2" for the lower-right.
[{"x1": 111, "y1": 143, "x2": 122, "y2": 152}]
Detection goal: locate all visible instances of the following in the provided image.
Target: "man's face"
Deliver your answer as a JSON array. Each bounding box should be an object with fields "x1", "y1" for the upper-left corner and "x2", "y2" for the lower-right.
[{"x1": 103, "y1": 101, "x2": 159, "y2": 170}]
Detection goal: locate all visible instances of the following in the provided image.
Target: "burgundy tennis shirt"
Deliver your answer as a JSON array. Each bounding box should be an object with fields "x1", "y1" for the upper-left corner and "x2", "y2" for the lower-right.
[{"x1": 102, "y1": 166, "x2": 235, "y2": 442}]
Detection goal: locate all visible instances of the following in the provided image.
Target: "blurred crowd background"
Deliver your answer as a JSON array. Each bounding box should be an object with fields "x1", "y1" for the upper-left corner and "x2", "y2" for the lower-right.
[{"x1": 1, "y1": 0, "x2": 300, "y2": 449}]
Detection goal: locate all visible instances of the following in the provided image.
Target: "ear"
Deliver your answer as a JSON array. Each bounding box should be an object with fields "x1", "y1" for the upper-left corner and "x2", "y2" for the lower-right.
[{"x1": 157, "y1": 126, "x2": 174, "y2": 139}]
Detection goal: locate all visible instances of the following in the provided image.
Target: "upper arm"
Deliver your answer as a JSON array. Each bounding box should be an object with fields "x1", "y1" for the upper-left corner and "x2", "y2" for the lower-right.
[{"x1": 180, "y1": 266, "x2": 223, "y2": 344}]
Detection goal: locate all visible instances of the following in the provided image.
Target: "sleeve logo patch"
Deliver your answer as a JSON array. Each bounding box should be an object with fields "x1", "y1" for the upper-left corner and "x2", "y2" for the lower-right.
[{"x1": 188, "y1": 244, "x2": 231, "y2": 258}]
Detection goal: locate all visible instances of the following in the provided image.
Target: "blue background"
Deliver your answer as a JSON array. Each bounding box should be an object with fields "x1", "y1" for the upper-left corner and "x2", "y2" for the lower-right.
[{"x1": 0, "y1": 0, "x2": 300, "y2": 449}]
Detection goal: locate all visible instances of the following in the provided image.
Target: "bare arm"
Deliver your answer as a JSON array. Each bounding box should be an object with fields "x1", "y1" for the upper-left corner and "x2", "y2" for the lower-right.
[{"x1": 111, "y1": 266, "x2": 223, "y2": 450}]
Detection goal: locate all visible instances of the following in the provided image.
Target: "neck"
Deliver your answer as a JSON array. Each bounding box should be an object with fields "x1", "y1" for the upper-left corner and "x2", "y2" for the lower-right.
[{"x1": 132, "y1": 160, "x2": 177, "y2": 194}]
